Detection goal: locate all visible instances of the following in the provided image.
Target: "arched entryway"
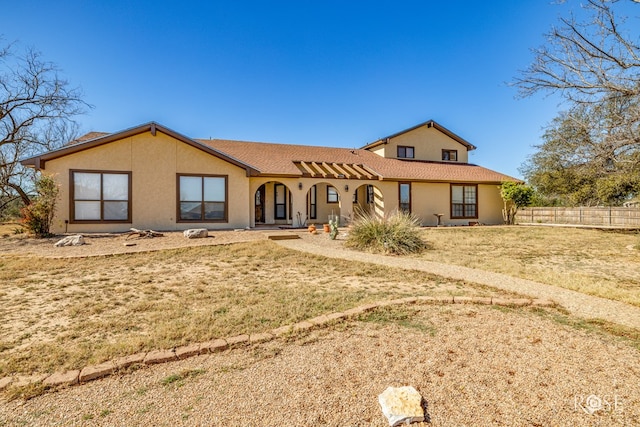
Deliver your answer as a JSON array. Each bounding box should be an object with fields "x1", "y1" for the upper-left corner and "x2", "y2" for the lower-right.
[
  {"x1": 352, "y1": 183, "x2": 384, "y2": 219},
  {"x1": 254, "y1": 181, "x2": 294, "y2": 226},
  {"x1": 305, "y1": 182, "x2": 341, "y2": 225}
]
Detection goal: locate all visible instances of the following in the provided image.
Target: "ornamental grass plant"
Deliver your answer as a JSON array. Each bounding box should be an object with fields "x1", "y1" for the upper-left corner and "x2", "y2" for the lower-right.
[{"x1": 345, "y1": 210, "x2": 427, "y2": 255}]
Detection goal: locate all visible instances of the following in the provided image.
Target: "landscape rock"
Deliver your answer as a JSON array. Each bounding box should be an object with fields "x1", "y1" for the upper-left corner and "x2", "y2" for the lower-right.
[
  {"x1": 112, "y1": 352, "x2": 147, "y2": 369},
  {"x1": 143, "y1": 349, "x2": 177, "y2": 365},
  {"x1": 54, "y1": 235, "x2": 85, "y2": 247},
  {"x1": 378, "y1": 386, "x2": 425, "y2": 427},
  {"x1": 199, "y1": 339, "x2": 228, "y2": 354},
  {"x1": 79, "y1": 362, "x2": 115, "y2": 382},
  {"x1": 43, "y1": 370, "x2": 79, "y2": 387},
  {"x1": 183, "y1": 228, "x2": 208, "y2": 239},
  {"x1": 175, "y1": 343, "x2": 201, "y2": 359}
]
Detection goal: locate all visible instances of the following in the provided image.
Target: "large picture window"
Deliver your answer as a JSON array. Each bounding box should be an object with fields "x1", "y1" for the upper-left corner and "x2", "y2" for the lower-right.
[
  {"x1": 178, "y1": 174, "x2": 227, "y2": 222},
  {"x1": 451, "y1": 184, "x2": 477, "y2": 219},
  {"x1": 71, "y1": 170, "x2": 131, "y2": 222}
]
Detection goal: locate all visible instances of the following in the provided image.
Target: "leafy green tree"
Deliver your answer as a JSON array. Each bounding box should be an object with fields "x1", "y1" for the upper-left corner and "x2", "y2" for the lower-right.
[
  {"x1": 520, "y1": 98, "x2": 640, "y2": 205},
  {"x1": 500, "y1": 182, "x2": 534, "y2": 225}
]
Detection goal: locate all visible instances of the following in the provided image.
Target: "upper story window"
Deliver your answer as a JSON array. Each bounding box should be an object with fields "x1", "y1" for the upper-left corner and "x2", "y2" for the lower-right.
[
  {"x1": 178, "y1": 174, "x2": 227, "y2": 222},
  {"x1": 442, "y1": 149, "x2": 458, "y2": 161},
  {"x1": 397, "y1": 146, "x2": 415, "y2": 159},
  {"x1": 71, "y1": 170, "x2": 131, "y2": 223}
]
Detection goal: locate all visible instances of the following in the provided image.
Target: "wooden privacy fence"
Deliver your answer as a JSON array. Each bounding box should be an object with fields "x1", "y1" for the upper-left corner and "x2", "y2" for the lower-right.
[{"x1": 518, "y1": 207, "x2": 640, "y2": 228}]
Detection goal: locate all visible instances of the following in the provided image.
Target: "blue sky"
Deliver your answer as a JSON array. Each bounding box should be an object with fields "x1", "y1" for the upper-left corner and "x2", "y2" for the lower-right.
[{"x1": 5, "y1": 1, "x2": 637, "y2": 179}]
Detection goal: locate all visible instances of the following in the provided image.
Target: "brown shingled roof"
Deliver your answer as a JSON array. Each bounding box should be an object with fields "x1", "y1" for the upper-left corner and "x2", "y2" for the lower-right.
[
  {"x1": 68, "y1": 132, "x2": 111, "y2": 145},
  {"x1": 198, "y1": 139, "x2": 518, "y2": 183}
]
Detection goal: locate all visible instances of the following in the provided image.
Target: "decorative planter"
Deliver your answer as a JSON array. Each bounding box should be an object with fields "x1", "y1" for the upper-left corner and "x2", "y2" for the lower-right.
[{"x1": 323, "y1": 224, "x2": 330, "y2": 233}]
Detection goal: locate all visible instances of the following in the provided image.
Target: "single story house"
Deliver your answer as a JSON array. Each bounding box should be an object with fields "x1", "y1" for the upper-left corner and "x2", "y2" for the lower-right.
[{"x1": 21, "y1": 119, "x2": 518, "y2": 233}]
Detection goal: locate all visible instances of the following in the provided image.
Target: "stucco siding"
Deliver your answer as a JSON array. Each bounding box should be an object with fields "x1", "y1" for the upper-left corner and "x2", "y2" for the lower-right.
[
  {"x1": 385, "y1": 126, "x2": 469, "y2": 163},
  {"x1": 396, "y1": 182, "x2": 504, "y2": 226},
  {"x1": 44, "y1": 131, "x2": 250, "y2": 233}
]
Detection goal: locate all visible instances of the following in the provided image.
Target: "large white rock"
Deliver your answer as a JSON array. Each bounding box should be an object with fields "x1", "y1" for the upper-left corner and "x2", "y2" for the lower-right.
[
  {"x1": 183, "y1": 228, "x2": 208, "y2": 239},
  {"x1": 378, "y1": 386, "x2": 425, "y2": 427},
  {"x1": 54, "y1": 235, "x2": 85, "y2": 247}
]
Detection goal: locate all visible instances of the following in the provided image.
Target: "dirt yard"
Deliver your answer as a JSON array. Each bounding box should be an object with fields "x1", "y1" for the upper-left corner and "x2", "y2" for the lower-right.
[
  {"x1": 1, "y1": 226, "x2": 639, "y2": 425},
  {"x1": 1, "y1": 304, "x2": 638, "y2": 426}
]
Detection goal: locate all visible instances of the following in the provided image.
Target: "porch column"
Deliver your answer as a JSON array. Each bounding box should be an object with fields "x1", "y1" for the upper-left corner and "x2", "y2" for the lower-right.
[
  {"x1": 338, "y1": 186, "x2": 354, "y2": 225},
  {"x1": 291, "y1": 182, "x2": 308, "y2": 227}
]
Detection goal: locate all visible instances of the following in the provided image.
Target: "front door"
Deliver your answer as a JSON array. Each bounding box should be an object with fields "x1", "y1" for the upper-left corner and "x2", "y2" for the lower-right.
[
  {"x1": 255, "y1": 185, "x2": 266, "y2": 223},
  {"x1": 274, "y1": 183, "x2": 286, "y2": 220}
]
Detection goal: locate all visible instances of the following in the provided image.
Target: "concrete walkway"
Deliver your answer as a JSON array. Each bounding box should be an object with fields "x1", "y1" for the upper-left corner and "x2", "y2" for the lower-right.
[{"x1": 276, "y1": 238, "x2": 640, "y2": 330}]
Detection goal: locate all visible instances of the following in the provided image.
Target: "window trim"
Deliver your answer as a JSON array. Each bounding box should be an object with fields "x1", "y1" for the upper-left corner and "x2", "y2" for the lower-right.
[
  {"x1": 450, "y1": 183, "x2": 478, "y2": 219},
  {"x1": 176, "y1": 173, "x2": 229, "y2": 223},
  {"x1": 399, "y1": 182, "x2": 411, "y2": 213},
  {"x1": 274, "y1": 183, "x2": 287, "y2": 220},
  {"x1": 366, "y1": 185, "x2": 375, "y2": 205},
  {"x1": 327, "y1": 185, "x2": 339, "y2": 204},
  {"x1": 308, "y1": 185, "x2": 317, "y2": 220},
  {"x1": 397, "y1": 145, "x2": 415, "y2": 159},
  {"x1": 442, "y1": 149, "x2": 458, "y2": 162},
  {"x1": 69, "y1": 169, "x2": 132, "y2": 224}
]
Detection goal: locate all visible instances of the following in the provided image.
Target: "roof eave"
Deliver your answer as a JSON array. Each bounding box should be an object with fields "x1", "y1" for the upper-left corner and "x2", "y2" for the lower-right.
[
  {"x1": 360, "y1": 120, "x2": 477, "y2": 151},
  {"x1": 19, "y1": 122, "x2": 260, "y2": 176}
]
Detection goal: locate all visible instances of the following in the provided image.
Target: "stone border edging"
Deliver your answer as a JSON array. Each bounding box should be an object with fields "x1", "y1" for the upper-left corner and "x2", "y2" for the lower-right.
[{"x1": 0, "y1": 296, "x2": 555, "y2": 393}]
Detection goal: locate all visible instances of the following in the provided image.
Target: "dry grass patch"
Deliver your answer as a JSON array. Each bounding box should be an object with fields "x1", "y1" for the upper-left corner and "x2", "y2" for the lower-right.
[
  {"x1": 417, "y1": 226, "x2": 640, "y2": 306},
  {"x1": 0, "y1": 240, "x2": 508, "y2": 377}
]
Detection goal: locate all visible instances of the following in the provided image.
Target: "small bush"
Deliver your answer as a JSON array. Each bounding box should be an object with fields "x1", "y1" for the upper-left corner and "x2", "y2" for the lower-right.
[
  {"x1": 20, "y1": 174, "x2": 59, "y2": 238},
  {"x1": 345, "y1": 210, "x2": 427, "y2": 255}
]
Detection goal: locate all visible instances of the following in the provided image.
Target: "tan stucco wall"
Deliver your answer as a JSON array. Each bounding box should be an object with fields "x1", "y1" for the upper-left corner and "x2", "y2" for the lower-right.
[
  {"x1": 377, "y1": 126, "x2": 469, "y2": 163},
  {"x1": 43, "y1": 129, "x2": 502, "y2": 233},
  {"x1": 44, "y1": 131, "x2": 250, "y2": 233},
  {"x1": 408, "y1": 182, "x2": 504, "y2": 226}
]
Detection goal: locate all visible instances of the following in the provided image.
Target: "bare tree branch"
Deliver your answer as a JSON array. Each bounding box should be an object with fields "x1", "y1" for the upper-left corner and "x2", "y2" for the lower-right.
[
  {"x1": 0, "y1": 39, "x2": 90, "y2": 212},
  {"x1": 514, "y1": 0, "x2": 640, "y2": 103}
]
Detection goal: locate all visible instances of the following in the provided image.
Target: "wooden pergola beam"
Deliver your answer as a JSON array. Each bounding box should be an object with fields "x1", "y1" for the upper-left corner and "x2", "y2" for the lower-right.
[
  {"x1": 321, "y1": 162, "x2": 341, "y2": 178},
  {"x1": 342, "y1": 163, "x2": 362, "y2": 179},
  {"x1": 332, "y1": 163, "x2": 351, "y2": 178},
  {"x1": 311, "y1": 161, "x2": 328, "y2": 177},
  {"x1": 360, "y1": 164, "x2": 381, "y2": 178},
  {"x1": 298, "y1": 161, "x2": 316, "y2": 177},
  {"x1": 352, "y1": 164, "x2": 373, "y2": 179}
]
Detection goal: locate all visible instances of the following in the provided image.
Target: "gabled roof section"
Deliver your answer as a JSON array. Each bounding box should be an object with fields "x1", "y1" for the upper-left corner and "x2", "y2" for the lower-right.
[
  {"x1": 20, "y1": 122, "x2": 259, "y2": 175},
  {"x1": 361, "y1": 119, "x2": 477, "y2": 151},
  {"x1": 200, "y1": 138, "x2": 518, "y2": 183}
]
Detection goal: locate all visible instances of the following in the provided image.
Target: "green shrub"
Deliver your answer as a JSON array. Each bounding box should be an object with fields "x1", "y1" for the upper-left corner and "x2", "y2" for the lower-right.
[
  {"x1": 20, "y1": 175, "x2": 59, "y2": 238},
  {"x1": 345, "y1": 210, "x2": 427, "y2": 255}
]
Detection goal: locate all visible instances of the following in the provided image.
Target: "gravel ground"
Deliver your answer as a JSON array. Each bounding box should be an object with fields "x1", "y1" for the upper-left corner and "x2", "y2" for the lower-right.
[
  {"x1": 278, "y1": 231, "x2": 640, "y2": 330},
  {"x1": 1, "y1": 304, "x2": 638, "y2": 426},
  {"x1": 0, "y1": 229, "x2": 265, "y2": 258}
]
